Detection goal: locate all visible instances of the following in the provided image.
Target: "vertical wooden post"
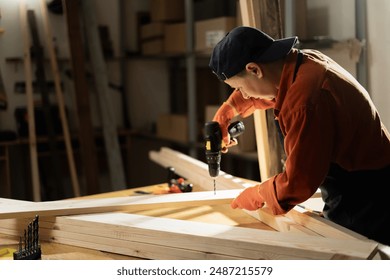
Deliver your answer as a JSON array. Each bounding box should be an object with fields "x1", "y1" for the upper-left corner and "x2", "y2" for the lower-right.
[
  {"x1": 63, "y1": 0, "x2": 100, "y2": 195},
  {"x1": 19, "y1": 0, "x2": 41, "y2": 201},
  {"x1": 81, "y1": 0, "x2": 126, "y2": 190},
  {"x1": 239, "y1": 0, "x2": 286, "y2": 181},
  {"x1": 40, "y1": 0, "x2": 80, "y2": 197},
  {"x1": 28, "y1": 9, "x2": 66, "y2": 200}
]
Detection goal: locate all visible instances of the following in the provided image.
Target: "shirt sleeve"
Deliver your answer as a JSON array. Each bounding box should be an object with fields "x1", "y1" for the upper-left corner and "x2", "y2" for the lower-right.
[
  {"x1": 227, "y1": 90, "x2": 275, "y2": 118},
  {"x1": 259, "y1": 100, "x2": 334, "y2": 214}
]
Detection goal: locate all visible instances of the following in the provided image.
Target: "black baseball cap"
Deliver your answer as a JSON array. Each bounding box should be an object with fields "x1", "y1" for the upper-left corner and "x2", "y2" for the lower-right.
[{"x1": 209, "y1": 26, "x2": 298, "y2": 81}]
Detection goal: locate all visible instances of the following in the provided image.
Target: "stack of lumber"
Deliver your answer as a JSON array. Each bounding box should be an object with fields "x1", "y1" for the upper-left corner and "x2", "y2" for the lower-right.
[
  {"x1": 0, "y1": 211, "x2": 378, "y2": 260},
  {"x1": 0, "y1": 147, "x2": 384, "y2": 259}
]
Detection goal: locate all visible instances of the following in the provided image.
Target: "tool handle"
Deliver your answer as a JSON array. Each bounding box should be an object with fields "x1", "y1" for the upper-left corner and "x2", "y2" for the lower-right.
[{"x1": 228, "y1": 121, "x2": 245, "y2": 138}]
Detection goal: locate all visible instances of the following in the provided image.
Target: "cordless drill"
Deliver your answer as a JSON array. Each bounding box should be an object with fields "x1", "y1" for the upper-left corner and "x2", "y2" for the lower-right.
[{"x1": 204, "y1": 120, "x2": 245, "y2": 179}]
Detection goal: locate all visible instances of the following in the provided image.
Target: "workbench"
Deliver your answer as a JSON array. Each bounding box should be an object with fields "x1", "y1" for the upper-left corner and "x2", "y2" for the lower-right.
[{"x1": 0, "y1": 183, "x2": 274, "y2": 260}]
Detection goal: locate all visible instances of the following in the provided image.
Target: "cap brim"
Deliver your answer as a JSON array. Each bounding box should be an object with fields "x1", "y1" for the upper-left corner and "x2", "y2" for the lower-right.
[{"x1": 256, "y1": 36, "x2": 298, "y2": 62}]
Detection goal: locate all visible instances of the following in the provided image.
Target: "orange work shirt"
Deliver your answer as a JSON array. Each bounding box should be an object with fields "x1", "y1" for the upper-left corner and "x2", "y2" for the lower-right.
[{"x1": 228, "y1": 48, "x2": 390, "y2": 215}]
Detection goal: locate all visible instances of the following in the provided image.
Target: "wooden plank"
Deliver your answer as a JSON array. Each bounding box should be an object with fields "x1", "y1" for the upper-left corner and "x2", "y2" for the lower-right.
[
  {"x1": 149, "y1": 147, "x2": 368, "y2": 239},
  {"x1": 239, "y1": 0, "x2": 273, "y2": 181},
  {"x1": 35, "y1": 214, "x2": 381, "y2": 259},
  {"x1": 0, "y1": 196, "x2": 381, "y2": 259},
  {"x1": 150, "y1": 147, "x2": 315, "y2": 235},
  {"x1": 285, "y1": 209, "x2": 368, "y2": 240},
  {"x1": 0, "y1": 213, "x2": 378, "y2": 259},
  {"x1": 0, "y1": 189, "x2": 241, "y2": 219},
  {"x1": 149, "y1": 147, "x2": 257, "y2": 191},
  {"x1": 0, "y1": 220, "x2": 238, "y2": 260},
  {"x1": 63, "y1": 0, "x2": 100, "y2": 194},
  {"x1": 0, "y1": 213, "x2": 378, "y2": 260},
  {"x1": 239, "y1": 0, "x2": 285, "y2": 180},
  {"x1": 39, "y1": 0, "x2": 80, "y2": 197},
  {"x1": 19, "y1": 1, "x2": 41, "y2": 201},
  {"x1": 80, "y1": 0, "x2": 126, "y2": 190},
  {"x1": 28, "y1": 9, "x2": 66, "y2": 199}
]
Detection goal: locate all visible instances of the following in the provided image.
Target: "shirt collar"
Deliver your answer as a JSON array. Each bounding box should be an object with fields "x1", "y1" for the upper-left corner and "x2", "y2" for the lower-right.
[{"x1": 274, "y1": 49, "x2": 300, "y2": 114}]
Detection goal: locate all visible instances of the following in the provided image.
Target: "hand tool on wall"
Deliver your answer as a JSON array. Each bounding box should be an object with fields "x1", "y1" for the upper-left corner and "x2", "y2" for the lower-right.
[{"x1": 204, "y1": 120, "x2": 245, "y2": 194}]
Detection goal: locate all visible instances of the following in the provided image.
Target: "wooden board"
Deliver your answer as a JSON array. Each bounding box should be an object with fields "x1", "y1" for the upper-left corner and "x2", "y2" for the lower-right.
[
  {"x1": 40, "y1": 0, "x2": 80, "y2": 197},
  {"x1": 80, "y1": 0, "x2": 126, "y2": 189},
  {"x1": 63, "y1": 0, "x2": 100, "y2": 195},
  {"x1": 239, "y1": 0, "x2": 286, "y2": 180},
  {"x1": 19, "y1": 1, "x2": 41, "y2": 201},
  {"x1": 0, "y1": 189, "x2": 241, "y2": 219},
  {"x1": 0, "y1": 186, "x2": 383, "y2": 259},
  {"x1": 28, "y1": 9, "x2": 66, "y2": 199},
  {"x1": 149, "y1": 147, "x2": 376, "y2": 241},
  {"x1": 0, "y1": 213, "x2": 378, "y2": 260},
  {"x1": 149, "y1": 147, "x2": 258, "y2": 191},
  {"x1": 0, "y1": 234, "x2": 132, "y2": 260}
]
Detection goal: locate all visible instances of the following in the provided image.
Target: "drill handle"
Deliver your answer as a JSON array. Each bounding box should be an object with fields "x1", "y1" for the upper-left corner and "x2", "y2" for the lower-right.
[{"x1": 228, "y1": 121, "x2": 245, "y2": 139}]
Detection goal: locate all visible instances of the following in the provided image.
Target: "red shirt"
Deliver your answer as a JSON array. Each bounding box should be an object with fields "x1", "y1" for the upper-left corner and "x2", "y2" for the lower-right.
[{"x1": 228, "y1": 48, "x2": 390, "y2": 215}]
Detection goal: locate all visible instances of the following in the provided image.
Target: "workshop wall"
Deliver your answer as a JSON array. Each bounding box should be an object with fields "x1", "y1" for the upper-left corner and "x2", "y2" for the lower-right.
[
  {"x1": 0, "y1": 0, "x2": 389, "y2": 198},
  {"x1": 1, "y1": 0, "x2": 389, "y2": 133},
  {"x1": 366, "y1": 1, "x2": 390, "y2": 130},
  {"x1": 307, "y1": 0, "x2": 390, "y2": 129},
  {"x1": 0, "y1": 0, "x2": 125, "y2": 133}
]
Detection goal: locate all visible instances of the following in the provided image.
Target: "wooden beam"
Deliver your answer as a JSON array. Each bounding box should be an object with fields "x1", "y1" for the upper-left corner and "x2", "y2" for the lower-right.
[
  {"x1": 40, "y1": 0, "x2": 80, "y2": 197},
  {"x1": 19, "y1": 1, "x2": 41, "y2": 201},
  {"x1": 80, "y1": 0, "x2": 126, "y2": 190},
  {"x1": 63, "y1": 0, "x2": 100, "y2": 195},
  {"x1": 0, "y1": 213, "x2": 378, "y2": 259},
  {"x1": 0, "y1": 189, "x2": 241, "y2": 219},
  {"x1": 0, "y1": 219, "x2": 240, "y2": 260},
  {"x1": 285, "y1": 208, "x2": 368, "y2": 240},
  {"x1": 149, "y1": 147, "x2": 258, "y2": 191},
  {"x1": 28, "y1": 9, "x2": 66, "y2": 199},
  {"x1": 239, "y1": 0, "x2": 285, "y2": 180}
]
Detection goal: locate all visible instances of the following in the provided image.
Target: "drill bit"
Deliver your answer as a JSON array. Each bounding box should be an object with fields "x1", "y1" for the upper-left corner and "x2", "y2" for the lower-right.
[
  {"x1": 13, "y1": 215, "x2": 41, "y2": 260},
  {"x1": 213, "y1": 179, "x2": 216, "y2": 195}
]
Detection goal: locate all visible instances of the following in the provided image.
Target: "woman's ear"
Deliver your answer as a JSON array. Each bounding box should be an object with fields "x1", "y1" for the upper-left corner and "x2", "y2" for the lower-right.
[{"x1": 245, "y1": 62, "x2": 263, "y2": 78}]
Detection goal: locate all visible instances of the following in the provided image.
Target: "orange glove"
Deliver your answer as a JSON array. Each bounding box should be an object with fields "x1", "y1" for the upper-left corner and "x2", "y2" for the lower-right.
[
  {"x1": 212, "y1": 101, "x2": 236, "y2": 146},
  {"x1": 231, "y1": 185, "x2": 265, "y2": 211},
  {"x1": 213, "y1": 90, "x2": 256, "y2": 148}
]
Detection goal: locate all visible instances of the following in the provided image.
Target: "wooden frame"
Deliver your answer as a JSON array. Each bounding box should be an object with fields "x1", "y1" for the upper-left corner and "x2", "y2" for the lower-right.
[{"x1": 0, "y1": 213, "x2": 377, "y2": 260}]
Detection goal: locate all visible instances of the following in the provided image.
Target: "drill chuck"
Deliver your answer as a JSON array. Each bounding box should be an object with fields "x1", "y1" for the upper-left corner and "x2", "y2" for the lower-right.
[{"x1": 204, "y1": 120, "x2": 245, "y2": 177}]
